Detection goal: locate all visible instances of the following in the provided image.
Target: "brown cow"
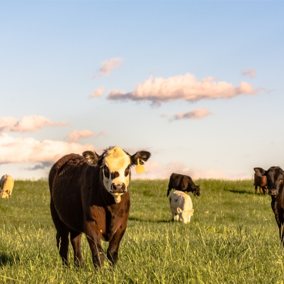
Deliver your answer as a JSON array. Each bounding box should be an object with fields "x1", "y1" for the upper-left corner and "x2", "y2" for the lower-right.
[
  {"x1": 49, "y1": 146, "x2": 150, "y2": 268},
  {"x1": 167, "y1": 173, "x2": 200, "y2": 197},
  {"x1": 261, "y1": 167, "x2": 284, "y2": 244},
  {"x1": 253, "y1": 167, "x2": 267, "y2": 194}
]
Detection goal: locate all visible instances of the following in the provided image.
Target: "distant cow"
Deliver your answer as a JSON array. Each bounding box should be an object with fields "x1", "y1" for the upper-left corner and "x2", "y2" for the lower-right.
[
  {"x1": 169, "y1": 190, "x2": 194, "y2": 224},
  {"x1": 167, "y1": 173, "x2": 200, "y2": 197},
  {"x1": 49, "y1": 146, "x2": 150, "y2": 268},
  {"x1": 261, "y1": 167, "x2": 284, "y2": 244},
  {"x1": 254, "y1": 167, "x2": 267, "y2": 194},
  {"x1": 0, "y1": 174, "x2": 14, "y2": 198}
]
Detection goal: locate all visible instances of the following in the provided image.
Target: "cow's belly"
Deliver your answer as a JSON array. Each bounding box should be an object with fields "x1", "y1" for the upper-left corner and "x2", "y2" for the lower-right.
[{"x1": 52, "y1": 180, "x2": 85, "y2": 232}]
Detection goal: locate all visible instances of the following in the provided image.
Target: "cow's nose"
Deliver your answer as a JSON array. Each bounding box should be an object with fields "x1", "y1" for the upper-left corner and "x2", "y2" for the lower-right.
[{"x1": 111, "y1": 183, "x2": 126, "y2": 193}]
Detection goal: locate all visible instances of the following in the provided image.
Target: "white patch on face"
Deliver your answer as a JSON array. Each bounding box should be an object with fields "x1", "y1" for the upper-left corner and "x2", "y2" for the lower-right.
[{"x1": 102, "y1": 147, "x2": 131, "y2": 200}]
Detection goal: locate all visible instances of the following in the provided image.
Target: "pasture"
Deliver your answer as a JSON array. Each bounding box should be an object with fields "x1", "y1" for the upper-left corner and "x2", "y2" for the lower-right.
[{"x1": 0, "y1": 179, "x2": 283, "y2": 283}]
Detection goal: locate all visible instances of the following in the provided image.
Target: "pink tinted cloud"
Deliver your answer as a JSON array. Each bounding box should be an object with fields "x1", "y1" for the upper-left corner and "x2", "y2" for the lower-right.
[
  {"x1": 172, "y1": 108, "x2": 211, "y2": 121},
  {"x1": 0, "y1": 116, "x2": 68, "y2": 133},
  {"x1": 131, "y1": 160, "x2": 250, "y2": 180},
  {"x1": 66, "y1": 130, "x2": 105, "y2": 143},
  {"x1": 89, "y1": 87, "x2": 104, "y2": 98},
  {"x1": 242, "y1": 69, "x2": 256, "y2": 78},
  {"x1": 0, "y1": 133, "x2": 95, "y2": 164},
  {"x1": 107, "y1": 73, "x2": 259, "y2": 105},
  {"x1": 94, "y1": 58, "x2": 123, "y2": 78}
]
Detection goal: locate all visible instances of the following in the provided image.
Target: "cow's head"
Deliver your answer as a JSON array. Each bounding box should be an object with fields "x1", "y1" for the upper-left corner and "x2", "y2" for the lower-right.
[
  {"x1": 176, "y1": 207, "x2": 194, "y2": 224},
  {"x1": 83, "y1": 146, "x2": 151, "y2": 203},
  {"x1": 1, "y1": 190, "x2": 10, "y2": 199},
  {"x1": 193, "y1": 185, "x2": 201, "y2": 196},
  {"x1": 262, "y1": 167, "x2": 284, "y2": 197}
]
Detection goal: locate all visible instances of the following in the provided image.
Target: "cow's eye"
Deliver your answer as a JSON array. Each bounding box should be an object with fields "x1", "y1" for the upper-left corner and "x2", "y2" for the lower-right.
[
  {"x1": 104, "y1": 166, "x2": 110, "y2": 178},
  {"x1": 125, "y1": 166, "x2": 130, "y2": 177}
]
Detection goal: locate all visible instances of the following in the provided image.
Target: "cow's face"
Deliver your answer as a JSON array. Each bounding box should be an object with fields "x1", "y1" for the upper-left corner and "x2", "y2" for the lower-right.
[
  {"x1": 1, "y1": 190, "x2": 10, "y2": 199},
  {"x1": 83, "y1": 146, "x2": 151, "y2": 203},
  {"x1": 177, "y1": 207, "x2": 194, "y2": 224},
  {"x1": 101, "y1": 147, "x2": 131, "y2": 203},
  {"x1": 265, "y1": 167, "x2": 284, "y2": 197}
]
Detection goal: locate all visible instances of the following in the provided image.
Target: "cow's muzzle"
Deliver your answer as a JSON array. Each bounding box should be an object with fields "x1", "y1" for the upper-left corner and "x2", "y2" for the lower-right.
[
  {"x1": 110, "y1": 183, "x2": 126, "y2": 194},
  {"x1": 268, "y1": 189, "x2": 278, "y2": 196}
]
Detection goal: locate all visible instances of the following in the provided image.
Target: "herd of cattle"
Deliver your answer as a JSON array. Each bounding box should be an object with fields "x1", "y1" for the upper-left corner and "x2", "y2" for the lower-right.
[{"x1": 1, "y1": 147, "x2": 284, "y2": 269}]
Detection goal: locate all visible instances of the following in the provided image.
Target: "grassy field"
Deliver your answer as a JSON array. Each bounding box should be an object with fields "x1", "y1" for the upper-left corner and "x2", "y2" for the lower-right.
[{"x1": 0, "y1": 178, "x2": 283, "y2": 283}]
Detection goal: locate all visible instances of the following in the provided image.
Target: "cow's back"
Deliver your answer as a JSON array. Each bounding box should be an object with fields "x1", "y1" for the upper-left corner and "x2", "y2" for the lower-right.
[
  {"x1": 169, "y1": 190, "x2": 192, "y2": 211},
  {"x1": 1, "y1": 175, "x2": 14, "y2": 191}
]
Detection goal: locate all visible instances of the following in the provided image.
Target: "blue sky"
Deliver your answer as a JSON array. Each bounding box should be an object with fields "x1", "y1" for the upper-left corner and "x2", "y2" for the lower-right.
[{"x1": 0, "y1": 1, "x2": 283, "y2": 180}]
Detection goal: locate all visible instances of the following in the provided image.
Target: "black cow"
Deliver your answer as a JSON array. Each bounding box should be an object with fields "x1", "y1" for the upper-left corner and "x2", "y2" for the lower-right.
[
  {"x1": 167, "y1": 173, "x2": 200, "y2": 197},
  {"x1": 262, "y1": 167, "x2": 284, "y2": 244}
]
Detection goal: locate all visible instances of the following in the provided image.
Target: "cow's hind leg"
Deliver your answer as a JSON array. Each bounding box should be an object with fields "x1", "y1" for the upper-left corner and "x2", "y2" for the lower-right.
[
  {"x1": 107, "y1": 225, "x2": 126, "y2": 266},
  {"x1": 50, "y1": 201, "x2": 70, "y2": 265},
  {"x1": 254, "y1": 185, "x2": 257, "y2": 194},
  {"x1": 70, "y1": 230, "x2": 84, "y2": 266}
]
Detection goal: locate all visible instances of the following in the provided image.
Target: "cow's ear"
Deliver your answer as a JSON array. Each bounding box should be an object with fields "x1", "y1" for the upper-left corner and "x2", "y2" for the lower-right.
[
  {"x1": 254, "y1": 167, "x2": 266, "y2": 176},
  {"x1": 131, "y1": 151, "x2": 151, "y2": 165},
  {"x1": 82, "y1": 151, "x2": 102, "y2": 165},
  {"x1": 177, "y1": 207, "x2": 182, "y2": 213}
]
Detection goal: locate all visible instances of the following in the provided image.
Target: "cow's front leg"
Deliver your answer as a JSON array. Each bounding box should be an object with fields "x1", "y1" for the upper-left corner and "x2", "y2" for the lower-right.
[
  {"x1": 107, "y1": 225, "x2": 126, "y2": 266},
  {"x1": 85, "y1": 222, "x2": 105, "y2": 268}
]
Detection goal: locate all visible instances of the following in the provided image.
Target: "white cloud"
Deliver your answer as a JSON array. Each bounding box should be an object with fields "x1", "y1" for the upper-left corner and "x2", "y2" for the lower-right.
[
  {"x1": 242, "y1": 69, "x2": 256, "y2": 78},
  {"x1": 0, "y1": 133, "x2": 95, "y2": 164},
  {"x1": 94, "y1": 58, "x2": 123, "y2": 78},
  {"x1": 131, "y1": 160, "x2": 250, "y2": 180},
  {"x1": 107, "y1": 73, "x2": 259, "y2": 105},
  {"x1": 89, "y1": 87, "x2": 104, "y2": 98},
  {"x1": 66, "y1": 130, "x2": 105, "y2": 143},
  {"x1": 171, "y1": 108, "x2": 211, "y2": 121},
  {"x1": 0, "y1": 115, "x2": 68, "y2": 133}
]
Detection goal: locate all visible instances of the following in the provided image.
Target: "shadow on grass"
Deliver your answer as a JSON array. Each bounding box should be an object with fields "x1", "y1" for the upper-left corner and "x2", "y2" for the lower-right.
[
  {"x1": 0, "y1": 251, "x2": 19, "y2": 266},
  {"x1": 223, "y1": 188, "x2": 255, "y2": 195},
  {"x1": 129, "y1": 217, "x2": 172, "y2": 223}
]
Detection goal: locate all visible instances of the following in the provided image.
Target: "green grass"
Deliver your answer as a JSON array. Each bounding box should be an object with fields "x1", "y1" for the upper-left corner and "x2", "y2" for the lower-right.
[{"x1": 0, "y1": 179, "x2": 283, "y2": 283}]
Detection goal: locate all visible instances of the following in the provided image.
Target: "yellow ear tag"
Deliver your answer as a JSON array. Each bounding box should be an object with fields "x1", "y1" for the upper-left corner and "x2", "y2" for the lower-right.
[{"x1": 135, "y1": 158, "x2": 146, "y2": 174}]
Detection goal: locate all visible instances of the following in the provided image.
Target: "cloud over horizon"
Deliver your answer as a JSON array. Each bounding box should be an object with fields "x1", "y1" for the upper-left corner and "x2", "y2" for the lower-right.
[
  {"x1": 0, "y1": 133, "x2": 95, "y2": 164},
  {"x1": 242, "y1": 69, "x2": 256, "y2": 78},
  {"x1": 66, "y1": 129, "x2": 105, "y2": 143},
  {"x1": 89, "y1": 87, "x2": 104, "y2": 98},
  {"x1": 0, "y1": 116, "x2": 68, "y2": 133},
  {"x1": 171, "y1": 108, "x2": 211, "y2": 121},
  {"x1": 94, "y1": 58, "x2": 123, "y2": 78},
  {"x1": 131, "y1": 160, "x2": 250, "y2": 180},
  {"x1": 107, "y1": 73, "x2": 259, "y2": 105}
]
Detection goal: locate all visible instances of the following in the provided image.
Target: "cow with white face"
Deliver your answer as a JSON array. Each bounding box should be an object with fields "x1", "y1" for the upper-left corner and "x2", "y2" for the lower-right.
[
  {"x1": 102, "y1": 146, "x2": 131, "y2": 203},
  {"x1": 169, "y1": 190, "x2": 194, "y2": 224},
  {"x1": 49, "y1": 146, "x2": 151, "y2": 268}
]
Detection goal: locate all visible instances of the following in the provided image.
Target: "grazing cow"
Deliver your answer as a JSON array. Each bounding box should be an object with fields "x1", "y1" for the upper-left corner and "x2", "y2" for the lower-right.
[
  {"x1": 254, "y1": 167, "x2": 267, "y2": 194},
  {"x1": 262, "y1": 167, "x2": 284, "y2": 244},
  {"x1": 0, "y1": 174, "x2": 14, "y2": 198},
  {"x1": 167, "y1": 173, "x2": 200, "y2": 197},
  {"x1": 49, "y1": 146, "x2": 150, "y2": 268},
  {"x1": 169, "y1": 190, "x2": 194, "y2": 224}
]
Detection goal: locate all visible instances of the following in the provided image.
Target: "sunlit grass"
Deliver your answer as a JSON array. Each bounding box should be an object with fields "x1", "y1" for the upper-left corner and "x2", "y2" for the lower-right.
[{"x1": 0, "y1": 179, "x2": 283, "y2": 283}]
